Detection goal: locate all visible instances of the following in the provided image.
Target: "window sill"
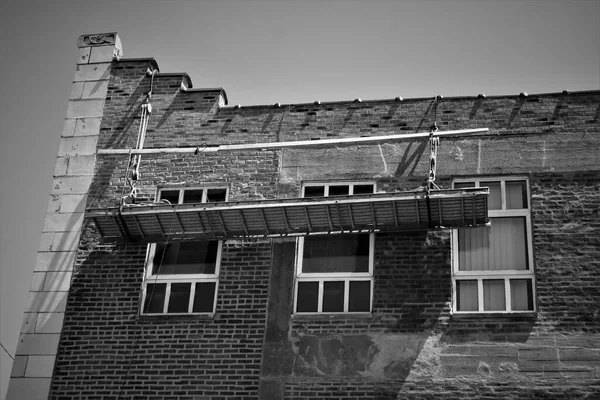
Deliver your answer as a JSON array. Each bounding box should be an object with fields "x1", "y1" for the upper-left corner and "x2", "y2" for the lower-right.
[
  {"x1": 139, "y1": 313, "x2": 215, "y2": 321},
  {"x1": 292, "y1": 312, "x2": 372, "y2": 321},
  {"x1": 450, "y1": 311, "x2": 537, "y2": 320}
]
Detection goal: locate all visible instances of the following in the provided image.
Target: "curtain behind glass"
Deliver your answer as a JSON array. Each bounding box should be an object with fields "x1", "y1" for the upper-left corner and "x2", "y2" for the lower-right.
[{"x1": 459, "y1": 217, "x2": 527, "y2": 271}]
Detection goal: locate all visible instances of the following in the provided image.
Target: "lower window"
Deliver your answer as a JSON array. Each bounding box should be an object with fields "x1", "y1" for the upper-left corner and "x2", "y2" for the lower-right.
[
  {"x1": 453, "y1": 178, "x2": 536, "y2": 313},
  {"x1": 294, "y1": 234, "x2": 374, "y2": 313},
  {"x1": 142, "y1": 240, "x2": 221, "y2": 315}
]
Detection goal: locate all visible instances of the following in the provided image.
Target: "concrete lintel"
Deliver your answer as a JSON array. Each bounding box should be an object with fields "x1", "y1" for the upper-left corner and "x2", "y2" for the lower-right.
[
  {"x1": 89, "y1": 45, "x2": 118, "y2": 63},
  {"x1": 20, "y1": 314, "x2": 37, "y2": 334},
  {"x1": 51, "y1": 175, "x2": 94, "y2": 195},
  {"x1": 42, "y1": 271, "x2": 73, "y2": 292},
  {"x1": 35, "y1": 312, "x2": 65, "y2": 334},
  {"x1": 42, "y1": 212, "x2": 84, "y2": 233},
  {"x1": 25, "y1": 291, "x2": 68, "y2": 313},
  {"x1": 73, "y1": 63, "x2": 111, "y2": 82},
  {"x1": 34, "y1": 251, "x2": 76, "y2": 272},
  {"x1": 77, "y1": 47, "x2": 91, "y2": 64},
  {"x1": 58, "y1": 194, "x2": 88, "y2": 213},
  {"x1": 51, "y1": 230, "x2": 83, "y2": 252},
  {"x1": 66, "y1": 155, "x2": 96, "y2": 176},
  {"x1": 16, "y1": 333, "x2": 61, "y2": 356},
  {"x1": 24, "y1": 356, "x2": 56, "y2": 378},
  {"x1": 10, "y1": 356, "x2": 28, "y2": 378},
  {"x1": 61, "y1": 118, "x2": 76, "y2": 137},
  {"x1": 30, "y1": 272, "x2": 46, "y2": 292},
  {"x1": 38, "y1": 233, "x2": 54, "y2": 252},
  {"x1": 58, "y1": 135, "x2": 99, "y2": 156},
  {"x1": 74, "y1": 117, "x2": 102, "y2": 137},
  {"x1": 6, "y1": 377, "x2": 52, "y2": 400},
  {"x1": 66, "y1": 99, "x2": 105, "y2": 119},
  {"x1": 54, "y1": 157, "x2": 68, "y2": 177}
]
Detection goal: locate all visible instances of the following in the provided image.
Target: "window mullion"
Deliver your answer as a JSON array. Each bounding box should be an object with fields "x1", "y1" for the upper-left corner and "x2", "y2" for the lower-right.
[
  {"x1": 504, "y1": 277, "x2": 511, "y2": 312},
  {"x1": 188, "y1": 281, "x2": 196, "y2": 313},
  {"x1": 164, "y1": 282, "x2": 171, "y2": 313},
  {"x1": 318, "y1": 281, "x2": 324, "y2": 312},
  {"x1": 478, "y1": 279, "x2": 484, "y2": 312},
  {"x1": 344, "y1": 280, "x2": 349, "y2": 312}
]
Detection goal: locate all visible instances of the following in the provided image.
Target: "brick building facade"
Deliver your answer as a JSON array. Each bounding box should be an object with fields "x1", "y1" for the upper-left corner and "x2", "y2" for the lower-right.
[{"x1": 7, "y1": 33, "x2": 600, "y2": 399}]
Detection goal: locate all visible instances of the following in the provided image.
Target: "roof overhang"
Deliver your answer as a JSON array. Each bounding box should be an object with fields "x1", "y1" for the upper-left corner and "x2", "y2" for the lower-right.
[{"x1": 86, "y1": 188, "x2": 489, "y2": 243}]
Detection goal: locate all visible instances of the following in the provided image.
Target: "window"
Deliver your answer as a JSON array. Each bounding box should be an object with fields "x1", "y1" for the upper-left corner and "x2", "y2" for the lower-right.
[
  {"x1": 294, "y1": 182, "x2": 375, "y2": 314},
  {"x1": 452, "y1": 178, "x2": 535, "y2": 313},
  {"x1": 141, "y1": 187, "x2": 228, "y2": 315}
]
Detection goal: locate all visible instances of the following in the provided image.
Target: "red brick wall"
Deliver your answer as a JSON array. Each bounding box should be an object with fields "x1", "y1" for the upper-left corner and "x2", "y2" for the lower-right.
[{"x1": 49, "y1": 58, "x2": 600, "y2": 399}]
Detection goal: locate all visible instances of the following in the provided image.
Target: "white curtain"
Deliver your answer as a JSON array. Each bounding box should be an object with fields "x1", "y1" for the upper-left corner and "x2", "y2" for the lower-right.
[{"x1": 459, "y1": 217, "x2": 527, "y2": 271}]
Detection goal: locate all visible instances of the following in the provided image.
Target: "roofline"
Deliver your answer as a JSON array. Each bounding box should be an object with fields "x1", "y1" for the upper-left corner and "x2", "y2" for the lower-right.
[{"x1": 221, "y1": 89, "x2": 600, "y2": 110}]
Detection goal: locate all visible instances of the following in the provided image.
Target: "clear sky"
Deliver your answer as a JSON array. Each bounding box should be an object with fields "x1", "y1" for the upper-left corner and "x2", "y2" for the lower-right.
[{"x1": 0, "y1": 0, "x2": 598, "y2": 397}]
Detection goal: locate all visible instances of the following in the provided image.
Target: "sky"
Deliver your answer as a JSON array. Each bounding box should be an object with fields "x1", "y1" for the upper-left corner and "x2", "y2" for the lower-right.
[{"x1": 0, "y1": 0, "x2": 598, "y2": 397}]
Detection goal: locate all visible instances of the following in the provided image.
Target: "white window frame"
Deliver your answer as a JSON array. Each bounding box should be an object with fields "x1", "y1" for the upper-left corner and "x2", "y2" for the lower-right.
[
  {"x1": 294, "y1": 181, "x2": 376, "y2": 314},
  {"x1": 141, "y1": 186, "x2": 228, "y2": 315},
  {"x1": 452, "y1": 177, "x2": 536, "y2": 313}
]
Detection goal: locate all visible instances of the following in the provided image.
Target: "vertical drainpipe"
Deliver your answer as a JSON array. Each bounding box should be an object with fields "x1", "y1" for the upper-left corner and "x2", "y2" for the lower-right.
[{"x1": 6, "y1": 33, "x2": 122, "y2": 400}]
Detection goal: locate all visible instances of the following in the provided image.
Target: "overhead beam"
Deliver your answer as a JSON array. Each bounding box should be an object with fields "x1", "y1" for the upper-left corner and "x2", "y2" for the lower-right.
[{"x1": 97, "y1": 128, "x2": 489, "y2": 155}]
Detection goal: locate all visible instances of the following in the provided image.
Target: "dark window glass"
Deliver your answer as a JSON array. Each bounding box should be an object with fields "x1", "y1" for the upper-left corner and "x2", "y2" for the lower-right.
[
  {"x1": 353, "y1": 184, "x2": 375, "y2": 195},
  {"x1": 483, "y1": 279, "x2": 506, "y2": 311},
  {"x1": 304, "y1": 186, "x2": 325, "y2": 198},
  {"x1": 506, "y1": 181, "x2": 528, "y2": 209},
  {"x1": 152, "y1": 241, "x2": 218, "y2": 275},
  {"x1": 303, "y1": 234, "x2": 370, "y2": 273},
  {"x1": 510, "y1": 279, "x2": 534, "y2": 311},
  {"x1": 159, "y1": 190, "x2": 180, "y2": 205},
  {"x1": 206, "y1": 188, "x2": 227, "y2": 203},
  {"x1": 322, "y1": 281, "x2": 345, "y2": 312},
  {"x1": 183, "y1": 189, "x2": 204, "y2": 204},
  {"x1": 296, "y1": 282, "x2": 319, "y2": 312},
  {"x1": 481, "y1": 181, "x2": 501, "y2": 210},
  {"x1": 328, "y1": 185, "x2": 350, "y2": 196},
  {"x1": 144, "y1": 283, "x2": 166, "y2": 313},
  {"x1": 349, "y1": 281, "x2": 371, "y2": 312},
  {"x1": 456, "y1": 280, "x2": 478, "y2": 311},
  {"x1": 167, "y1": 283, "x2": 191, "y2": 313},
  {"x1": 193, "y1": 282, "x2": 217, "y2": 313},
  {"x1": 454, "y1": 182, "x2": 475, "y2": 189}
]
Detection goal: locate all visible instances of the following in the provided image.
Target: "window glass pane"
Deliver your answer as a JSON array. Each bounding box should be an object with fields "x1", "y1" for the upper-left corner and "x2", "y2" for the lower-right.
[
  {"x1": 304, "y1": 186, "x2": 325, "y2": 197},
  {"x1": 328, "y1": 185, "x2": 350, "y2": 196},
  {"x1": 167, "y1": 283, "x2": 191, "y2": 313},
  {"x1": 456, "y1": 280, "x2": 478, "y2": 311},
  {"x1": 458, "y1": 217, "x2": 527, "y2": 271},
  {"x1": 152, "y1": 241, "x2": 218, "y2": 275},
  {"x1": 353, "y1": 184, "x2": 375, "y2": 195},
  {"x1": 481, "y1": 181, "x2": 501, "y2": 210},
  {"x1": 349, "y1": 281, "x2": 371, "y2": 312},
  {"x1": 144, "y1": 283, "x2": 166, "y2": 314},
  {"x1": 303, "y1": 234, "x2": 370, "y2": 273},
  {"x1": 159, "y1": 190, "x2": 180, "y2": 205},
  {"x1": 183, "y1": 189, "x2": 204, "y2": 204},
  {"x1": 297, "y1": 282, "x2": 319, "y2": 312},
  {"x1": 323, "y1": 281, "x2": 345, "y2": 312},
  {"x1": 454, "y1": 182, "x2": 475, "y2": 189},
  {"x1": 206, "y1": 188, "x2": 227, "y2": 203},
  {"x1": 193, "y1": 282, "x2": 217, "y2": 313},
  {"x1": 483, "y1": 279, "x2": 506, "y2": 311},
  {"x1": 510, "y1": 279, "x2": 533, "y2": 311},
  {"x1": 506, "y1": 181, "x2": 527, "y2": 209}
]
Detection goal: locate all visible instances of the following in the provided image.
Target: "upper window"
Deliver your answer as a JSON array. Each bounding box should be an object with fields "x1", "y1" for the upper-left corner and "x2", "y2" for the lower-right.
[
  {"x1": 294, "y1": 182, "x2": 375, "y2": 314},
  {"x1": 452, "y1": 178, "x2": 535, "y2": 313},
  {"x1": 141, "y1": 187, "x2": 228, "y2": 315}
]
